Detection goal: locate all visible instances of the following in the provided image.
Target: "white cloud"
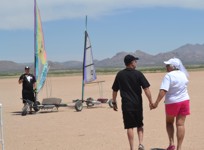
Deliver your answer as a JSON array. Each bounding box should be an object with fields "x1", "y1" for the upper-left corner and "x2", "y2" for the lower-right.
[{"x1": 1, "y1": 0, "x2": 204, "y2": 30}]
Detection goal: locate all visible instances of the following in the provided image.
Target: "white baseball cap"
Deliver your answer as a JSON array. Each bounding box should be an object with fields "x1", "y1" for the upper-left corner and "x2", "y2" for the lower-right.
[
  {"x1": 25, "y1": 66, "x2": 30, "y2": 69},
  {"x1": 164, "y1": 58, "x2": 180, "y2": 69},
  {"x1": 164, "y1": 58, "x2": 189, "y2": 77}
]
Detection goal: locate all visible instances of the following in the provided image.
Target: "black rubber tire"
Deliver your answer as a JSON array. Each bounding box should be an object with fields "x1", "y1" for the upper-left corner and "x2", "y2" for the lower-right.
[
  {"x1": 86, "y1": 97, "x2": 94, "y2": 107},
  {"x1": 75, "y1": 100, "x2": 83, "y2": 112}
]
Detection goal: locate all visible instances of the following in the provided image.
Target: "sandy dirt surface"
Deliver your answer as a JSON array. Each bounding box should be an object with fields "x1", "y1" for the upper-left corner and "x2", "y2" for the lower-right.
[{"x1": 0, "y1": 71, "x2": 203, "y2": 150}]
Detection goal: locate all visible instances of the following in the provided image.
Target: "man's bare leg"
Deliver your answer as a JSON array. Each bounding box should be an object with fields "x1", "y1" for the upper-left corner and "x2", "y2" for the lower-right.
[
  {"x1": 127, "y1": 128, "x2": 134, "y2": 150},
  {"x1": 137, "y1": 127, "x2": 144, "y2": 145}
]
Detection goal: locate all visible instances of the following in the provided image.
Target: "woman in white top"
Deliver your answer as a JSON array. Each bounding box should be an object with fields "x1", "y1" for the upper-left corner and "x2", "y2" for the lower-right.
[{"x1": 153, "y1": 58, "x2": 190, "y2": 150}]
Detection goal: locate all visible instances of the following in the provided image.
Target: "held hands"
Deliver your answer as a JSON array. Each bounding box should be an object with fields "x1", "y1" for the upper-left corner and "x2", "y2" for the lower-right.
[
  {"x1": 149, "y1": 102, "x2": 154, "y2": 110},
  {"x1": 111, "y1": 100, "x2": 159, "y2": 111},
  {"x1": 150, "y1": 101, "x2": 159, "y2": 110}
]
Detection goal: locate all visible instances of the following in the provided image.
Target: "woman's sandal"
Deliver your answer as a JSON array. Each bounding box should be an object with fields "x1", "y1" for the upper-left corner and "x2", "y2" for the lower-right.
[
  {"x1": 166, "y1": 145, "x2": 175, "y2": 150},
  {"x1": 138, "y1": 144, "x2": 145, "y2": 150}
]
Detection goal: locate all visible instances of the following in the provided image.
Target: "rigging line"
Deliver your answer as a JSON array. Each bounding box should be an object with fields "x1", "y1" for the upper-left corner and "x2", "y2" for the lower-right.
[
  {"x1": 49, "y1": 75, "x2": 53, "y2": 97},
  {"x1": 45, "y1": 76, "x2": 48, "y2": 98},
  {"x1": 45, "y1": 73, "x2": 52, "y2": 98}
]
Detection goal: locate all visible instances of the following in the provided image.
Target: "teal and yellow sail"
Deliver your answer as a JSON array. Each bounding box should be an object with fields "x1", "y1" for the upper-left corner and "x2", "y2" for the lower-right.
[{"x1": 34, "y1": 0, "x2": 49, "y2": 93}]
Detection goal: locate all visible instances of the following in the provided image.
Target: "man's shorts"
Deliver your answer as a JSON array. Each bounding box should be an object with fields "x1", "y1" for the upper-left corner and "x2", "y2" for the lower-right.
[
  {"x1": 165, "y1": 100, "x2": 190, "y2": 117},
  {"x1": 22, "y1": 90, "x2": 35, "y2": 103},
  {"x1": 122, "y1": 111, "x2": 143, "y2": 129}
]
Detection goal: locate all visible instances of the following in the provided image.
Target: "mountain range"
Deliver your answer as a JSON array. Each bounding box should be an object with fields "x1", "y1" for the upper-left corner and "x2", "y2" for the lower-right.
[{"x1": 1, "y1": 43, "x2": 204, "y2": 73}]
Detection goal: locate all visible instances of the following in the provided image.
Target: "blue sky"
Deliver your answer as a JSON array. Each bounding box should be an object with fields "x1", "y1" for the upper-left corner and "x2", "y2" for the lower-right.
[{"x1": 1, "y1": 0, "x2": 204, "y2": 63}]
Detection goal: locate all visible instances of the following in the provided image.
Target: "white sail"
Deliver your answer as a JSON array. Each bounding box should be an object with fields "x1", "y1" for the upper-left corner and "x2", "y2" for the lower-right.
[{"x1": 83, "y1": 30, "x2": 96, "y2": 83}]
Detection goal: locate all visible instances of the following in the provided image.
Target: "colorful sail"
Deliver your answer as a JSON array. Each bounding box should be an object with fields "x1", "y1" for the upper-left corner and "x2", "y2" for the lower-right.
[
  {"x1": 83, "y1": 30, "x2": 97, "y2": 84},
  {"x1": 34, "y1": 0, "x2": 49, "y2": 93}
]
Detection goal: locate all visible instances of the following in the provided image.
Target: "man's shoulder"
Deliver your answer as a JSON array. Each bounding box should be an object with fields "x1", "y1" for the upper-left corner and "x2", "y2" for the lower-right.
[
  {"x1": 132, "y1": 69, "x2": 143, "y2": 76},
  {"x1": 117, "y1": 69, "x2": 125, "y2": 74},
  {"x1": 118, "y1": 68, "x2": 142, "y2": 74}
]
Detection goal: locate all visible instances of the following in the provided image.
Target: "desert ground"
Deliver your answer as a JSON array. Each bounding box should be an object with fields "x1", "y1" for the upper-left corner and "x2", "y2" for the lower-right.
[{"x1": 0, "y1": 71, "x2": 203, "y2": 150}]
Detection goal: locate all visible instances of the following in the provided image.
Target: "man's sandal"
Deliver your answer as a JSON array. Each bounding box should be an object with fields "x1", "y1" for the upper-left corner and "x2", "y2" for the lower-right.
[{"x1": 138, "y1": 144, "x2": 144, "y2": 150}]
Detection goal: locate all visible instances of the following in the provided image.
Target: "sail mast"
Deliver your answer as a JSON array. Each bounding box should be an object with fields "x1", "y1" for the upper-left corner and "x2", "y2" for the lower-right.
[
  {"x1": 81, "y1": 16, "x2": 87, "y2": 101},
  {"x1": 34, "y1": 0, "x2": 37, "y2": 78},
  {"x1": 34, "y1": 0, "x2": 37, "y2": 100}
]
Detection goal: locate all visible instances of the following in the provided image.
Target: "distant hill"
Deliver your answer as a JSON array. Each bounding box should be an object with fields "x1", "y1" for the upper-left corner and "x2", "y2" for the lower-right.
[
  {"x1": 95, "y1": 43, "x2": 204, "y2": 67},
  {"x1": 0, "y1": 43, "x2": 204, "y2": 72},
  {"x1": 0, "y1": 61, "x2": 27, "y2": 73},
  {"x1": 89, "y1": 43, "x2": 204, "y2": 68}
]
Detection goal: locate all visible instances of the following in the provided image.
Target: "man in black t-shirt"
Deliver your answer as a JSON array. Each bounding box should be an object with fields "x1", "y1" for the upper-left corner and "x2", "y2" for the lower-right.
[
  {"x1": 112, "y1": 55, "x2": 153, "y2": 150},
  {"x1": 18, "y1": 66, "x2": 36, "y2": 113}
]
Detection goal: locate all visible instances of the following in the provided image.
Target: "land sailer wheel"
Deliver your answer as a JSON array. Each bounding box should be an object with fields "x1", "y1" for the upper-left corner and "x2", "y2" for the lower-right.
[
  {"x1": 86, "y1": 97, "x2": 94, "y2": 107},
  {"x1": 75, "y1": 100, "x2": 83, "y2": 111}
]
